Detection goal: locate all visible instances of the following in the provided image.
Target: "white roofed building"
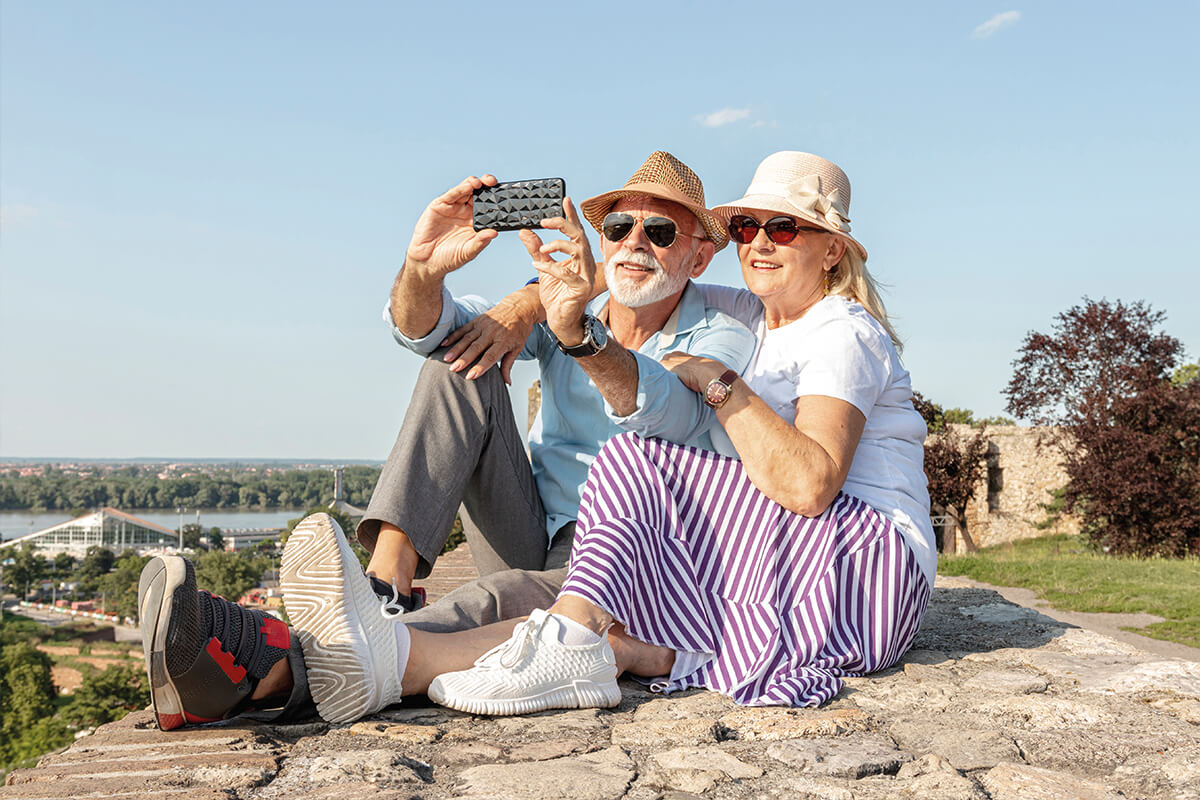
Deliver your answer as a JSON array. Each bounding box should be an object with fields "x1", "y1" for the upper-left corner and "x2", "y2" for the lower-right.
[{"x1": 5, "y1": 507, "x2": 179, "y2": 557}]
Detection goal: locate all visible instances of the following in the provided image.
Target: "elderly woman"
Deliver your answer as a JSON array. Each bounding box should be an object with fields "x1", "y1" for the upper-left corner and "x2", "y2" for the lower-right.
[{"x1": 428, "y1": 151, "x2": 934, "y2": 712}]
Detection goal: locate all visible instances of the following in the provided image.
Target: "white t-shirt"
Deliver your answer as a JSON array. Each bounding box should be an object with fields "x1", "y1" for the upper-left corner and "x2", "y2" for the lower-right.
[{"x1": 698, "y1": 286, "x2": 936, "y2": 585}]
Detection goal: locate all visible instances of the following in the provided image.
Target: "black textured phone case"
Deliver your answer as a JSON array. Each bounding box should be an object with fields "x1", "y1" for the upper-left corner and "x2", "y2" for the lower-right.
[{"x1": 472, "y1": 178, "x2": 566, "y2": 231}]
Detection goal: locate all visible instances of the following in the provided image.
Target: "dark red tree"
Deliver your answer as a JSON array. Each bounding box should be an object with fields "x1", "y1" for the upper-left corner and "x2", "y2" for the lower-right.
[
  {"x1": 1005, "y1": 298, "x2": 1197, "y2": 556},
  {"x1": 1004, "y1": 298, "x2": 1182, "y2": 427},
  {"x1": 913, "y1": 391, "x2": 989, "y2": 552}
]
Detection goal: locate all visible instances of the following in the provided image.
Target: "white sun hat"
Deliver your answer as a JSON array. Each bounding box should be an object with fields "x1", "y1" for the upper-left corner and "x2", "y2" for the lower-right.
[{"x1": 712, "y1": 151, "x2": 868, "y2": 260}]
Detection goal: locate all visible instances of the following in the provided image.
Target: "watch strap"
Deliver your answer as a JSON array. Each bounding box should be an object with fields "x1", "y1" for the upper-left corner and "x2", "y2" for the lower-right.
[{"x1": 556, "y1": 315, "x2": 606, "y2": 358}]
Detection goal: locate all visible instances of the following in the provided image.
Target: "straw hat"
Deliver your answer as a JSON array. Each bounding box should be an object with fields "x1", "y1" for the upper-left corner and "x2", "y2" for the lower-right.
[
  {"x1": 580, "y1": 151, "x2": 729, "y2": 251},
  {"x1": 711, "y1": 151, "x2": 867, "y2": 260}
]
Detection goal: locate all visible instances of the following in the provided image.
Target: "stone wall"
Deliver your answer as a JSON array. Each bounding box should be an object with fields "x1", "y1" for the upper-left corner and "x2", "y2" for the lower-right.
[
  {"x1": 7, "y1": 580, "x2": 1200, "y2": 799},
  {"x1": 948, "y1": 425, "x2": 1079, "y2": 551}
]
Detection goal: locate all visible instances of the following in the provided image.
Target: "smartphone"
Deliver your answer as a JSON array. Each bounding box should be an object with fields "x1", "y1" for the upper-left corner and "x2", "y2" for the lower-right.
[{"x1": 472, "y1": 178, "x2": 566, "y2": 232}]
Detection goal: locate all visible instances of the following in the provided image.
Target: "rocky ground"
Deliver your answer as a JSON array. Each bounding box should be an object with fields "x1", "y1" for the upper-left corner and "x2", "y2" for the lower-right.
[{"x1": 5, "y1": 574, "x2": 1200, "y2": 800}]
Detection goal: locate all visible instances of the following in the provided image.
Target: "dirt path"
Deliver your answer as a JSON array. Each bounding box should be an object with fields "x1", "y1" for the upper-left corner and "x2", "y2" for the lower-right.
[{"x1": 948, "y1": 575, "x2": 1200, "y2": 661}]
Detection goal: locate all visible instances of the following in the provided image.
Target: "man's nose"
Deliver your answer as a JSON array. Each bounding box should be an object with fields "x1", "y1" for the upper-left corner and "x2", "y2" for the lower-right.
[{"x1": 623, "y1": 218, "x2": 653, "y2": 250}]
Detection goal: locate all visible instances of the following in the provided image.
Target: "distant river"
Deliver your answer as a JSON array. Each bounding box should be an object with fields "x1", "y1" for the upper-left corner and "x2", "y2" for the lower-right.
[{"x1": 0, "y1": 509, "x2": 308, "y2": 543}]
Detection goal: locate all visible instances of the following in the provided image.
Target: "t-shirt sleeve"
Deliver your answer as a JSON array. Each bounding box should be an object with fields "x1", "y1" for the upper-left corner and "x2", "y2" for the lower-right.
[
  {"x1": 693, "y1": 283, "x2": 763, "y2": 327},
  {"x1": 792, "y1": 316, "x2": 892, "y2": 417}
]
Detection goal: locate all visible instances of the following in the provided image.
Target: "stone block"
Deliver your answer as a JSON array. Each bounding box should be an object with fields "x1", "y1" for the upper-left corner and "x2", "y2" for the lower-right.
[
  {"x1": 647, "y1": 746, "x2": 762, "y2": 794},
  {"x1": 719, "y1": 707, "x2": 871, "y2": 741},
  {"x1": 455, "y1": 747, "x2": 635, "y2": 800},
  {"x1": 979, "y1": 762, "x2": 1125, "y2": 800},
  {"x1": 766, "y1": 734, "x2": 911, "y2": 779},
  {"x1": 611, "y1": 718, "x2": 718, "y2": 747}
]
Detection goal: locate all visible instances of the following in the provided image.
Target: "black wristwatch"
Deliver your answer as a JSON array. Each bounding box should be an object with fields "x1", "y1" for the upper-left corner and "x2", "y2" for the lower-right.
[{"x1": 556, "y1": 314, "x2": 609, "y2": 358}]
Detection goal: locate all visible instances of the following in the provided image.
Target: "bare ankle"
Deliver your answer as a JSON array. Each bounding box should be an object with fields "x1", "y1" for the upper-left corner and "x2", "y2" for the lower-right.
[
  {"x1": 250, "y1": 656, "x2": 294, "y2": 701},
  {"x1": 367, "y1": 524, "x2": 421, "y2": 594}
]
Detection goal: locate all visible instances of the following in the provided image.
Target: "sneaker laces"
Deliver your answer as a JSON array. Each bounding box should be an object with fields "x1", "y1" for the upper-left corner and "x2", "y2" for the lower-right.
[
  {"x1": 377, "y1": 576, "x2": 408, "y2": 619},
  {"x1": 474, "y1": 613, "x2": 551, "y2": 670},
  {"x1": 199, "y1": 591, "x2": 265, "y2": 677}
]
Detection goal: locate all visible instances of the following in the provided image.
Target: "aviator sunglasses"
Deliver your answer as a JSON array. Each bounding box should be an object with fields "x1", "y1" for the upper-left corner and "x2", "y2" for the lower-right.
[
  {"x1": 602, "y1": 212, "x2": 703, "y2": 249},
  {"x1": 727, "y1": 214, "x2": 828, "y2": 245}
]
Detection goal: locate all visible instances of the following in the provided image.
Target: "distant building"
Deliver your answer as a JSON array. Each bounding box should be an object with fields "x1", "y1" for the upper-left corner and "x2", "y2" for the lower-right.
[
  {"x1": 5, "y1": 507, "x2": 179, "y2": 557},
  {"x1": 329, "y1": 466, "x2": 365, "y2": 517},
  {"x1": 221, "y1": 528, "x2": 282, "y2": 552}
]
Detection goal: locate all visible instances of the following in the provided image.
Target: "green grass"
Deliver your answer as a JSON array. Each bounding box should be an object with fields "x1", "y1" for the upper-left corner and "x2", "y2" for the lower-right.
[{"x1": 938, "y1": 534, "x2": 1200, "y2": 649}]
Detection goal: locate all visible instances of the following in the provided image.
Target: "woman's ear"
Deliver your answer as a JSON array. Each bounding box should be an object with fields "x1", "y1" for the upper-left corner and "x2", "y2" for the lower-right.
[{"x1": 825, "y1": 236, "x2": 847, "y2": 268}]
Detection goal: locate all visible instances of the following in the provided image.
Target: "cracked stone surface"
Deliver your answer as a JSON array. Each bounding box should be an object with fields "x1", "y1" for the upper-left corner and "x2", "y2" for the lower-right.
[{"x1": 5, "y1": 578, "x2": 1200, "y2": 799}]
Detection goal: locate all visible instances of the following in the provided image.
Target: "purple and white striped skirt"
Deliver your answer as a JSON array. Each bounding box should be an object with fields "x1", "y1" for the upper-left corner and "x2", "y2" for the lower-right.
[{"x1": 560, "y1": 432, "x2": 931, "y2": 707}]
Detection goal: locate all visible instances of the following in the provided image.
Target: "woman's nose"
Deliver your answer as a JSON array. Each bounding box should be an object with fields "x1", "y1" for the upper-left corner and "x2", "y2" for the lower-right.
[{"x1": 751, "y1": 227, "x2": 774, "y2": 250}]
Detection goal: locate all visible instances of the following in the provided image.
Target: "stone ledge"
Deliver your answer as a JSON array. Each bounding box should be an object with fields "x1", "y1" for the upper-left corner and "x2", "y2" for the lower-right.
[{"x1": 5, "y1": 578, "x2": 1199, "y2": 800}]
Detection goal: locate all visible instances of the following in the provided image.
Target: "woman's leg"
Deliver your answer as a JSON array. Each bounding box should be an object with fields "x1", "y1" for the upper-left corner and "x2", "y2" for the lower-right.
[{"x1": 402, "y1": 619, "x2": 522, "y2": 694}]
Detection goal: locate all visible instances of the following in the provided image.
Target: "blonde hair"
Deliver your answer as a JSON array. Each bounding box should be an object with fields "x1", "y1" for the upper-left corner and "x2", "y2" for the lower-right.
[{"x1": 827, "y1": 247, "x2": 902, "y2": 352}]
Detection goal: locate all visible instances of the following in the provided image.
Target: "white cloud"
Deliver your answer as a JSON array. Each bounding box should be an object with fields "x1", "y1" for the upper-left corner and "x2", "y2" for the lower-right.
[
  {"x1": 697, "y1": 108, "x2": 751, "y2": 128},
  {"x1": 972, "y1": 10, "x2": 1021, "y2": 38}
]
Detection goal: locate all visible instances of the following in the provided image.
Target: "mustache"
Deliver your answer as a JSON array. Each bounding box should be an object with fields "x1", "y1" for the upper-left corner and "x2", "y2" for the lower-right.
[{"x1": 605, "y1": 247, "x2": 663, "y2": 272}]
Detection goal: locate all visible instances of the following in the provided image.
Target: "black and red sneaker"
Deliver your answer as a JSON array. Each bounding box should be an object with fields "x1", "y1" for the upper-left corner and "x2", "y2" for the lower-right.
[{"x1": 138, "y1": 555, "x2": 292, "y2": 730}]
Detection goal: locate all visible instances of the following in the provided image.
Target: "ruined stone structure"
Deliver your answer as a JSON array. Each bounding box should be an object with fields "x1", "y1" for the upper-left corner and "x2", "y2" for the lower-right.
[{"x1": 941, "y1": 425, "x2": 1079, "y2": 552}]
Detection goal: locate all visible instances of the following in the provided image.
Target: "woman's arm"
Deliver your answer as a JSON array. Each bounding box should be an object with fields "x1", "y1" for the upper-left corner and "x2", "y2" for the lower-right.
[{"x1": 662, "y1": 354, "x2": 866, "y2": 517}]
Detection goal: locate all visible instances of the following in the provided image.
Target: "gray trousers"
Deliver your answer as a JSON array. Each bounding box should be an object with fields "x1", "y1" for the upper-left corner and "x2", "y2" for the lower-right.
[{"x1": 357, "y1": 353, "x2": 571, "y2": 633}]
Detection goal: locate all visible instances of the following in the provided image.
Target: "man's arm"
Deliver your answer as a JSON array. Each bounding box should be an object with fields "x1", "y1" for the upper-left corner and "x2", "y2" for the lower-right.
[
  {"x1": 611, "y1": 319, "x2": 757, "y2": 443},
  {"x1": 519, "y1": 198, "x2": 646, "y2": 415},
  {"x1": 390, "y1": 174, "x2": 500, "y2": 339}
]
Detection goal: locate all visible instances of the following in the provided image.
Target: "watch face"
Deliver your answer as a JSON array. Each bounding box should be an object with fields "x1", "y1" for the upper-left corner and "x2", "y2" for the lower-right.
[
  {"x1": 586, "y1": 316, "x2": 608, "y2": 350},
  {"x1": 705, "y1": 381, "x2": 730, "y2": 407}
]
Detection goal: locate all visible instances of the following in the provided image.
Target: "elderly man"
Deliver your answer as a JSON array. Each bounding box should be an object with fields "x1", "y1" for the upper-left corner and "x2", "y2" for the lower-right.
[{"x1": 137, "y1": 151, "x2": 755, "y2": 727}]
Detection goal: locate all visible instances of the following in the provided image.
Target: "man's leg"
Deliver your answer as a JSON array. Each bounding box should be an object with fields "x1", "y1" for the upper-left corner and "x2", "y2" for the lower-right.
[
  {"x1": 357, "y1": 353, "x2": 549, "y2": 592},
  {"x1": 402, "y1": 522, "x2": 574, "y2": 633}
]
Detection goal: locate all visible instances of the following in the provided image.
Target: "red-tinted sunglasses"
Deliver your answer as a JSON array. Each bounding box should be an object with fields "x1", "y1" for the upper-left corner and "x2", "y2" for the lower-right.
[{"x1": 727, "y1": 215, "x2": 828, "y2": 245}]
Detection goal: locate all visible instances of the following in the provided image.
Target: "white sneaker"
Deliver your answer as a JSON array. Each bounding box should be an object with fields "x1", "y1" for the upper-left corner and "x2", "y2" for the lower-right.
[
  {"x1": 280, "y1": 513, "x2": 408, "y2": 723},
  {"x1": 427, "y1": 609, "x2": 621, "y2": 715}
]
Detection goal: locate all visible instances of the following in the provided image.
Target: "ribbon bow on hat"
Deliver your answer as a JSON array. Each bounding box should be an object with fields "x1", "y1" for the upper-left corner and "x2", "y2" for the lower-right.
[{"x1": 785, "y1": 175, "x2": 851, "y2": 232}]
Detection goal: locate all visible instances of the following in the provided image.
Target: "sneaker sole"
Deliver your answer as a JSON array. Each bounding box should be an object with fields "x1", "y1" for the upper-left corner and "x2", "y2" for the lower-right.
[
  {"x1": 137, "y1": 555, "x2": 189, "y2": 731},
  {"x1": 427, "y1": 676, "x2": 622, "y2": 716},
  {"x1": 280, "y1": 513, "x2": 398, "y2": 723}
]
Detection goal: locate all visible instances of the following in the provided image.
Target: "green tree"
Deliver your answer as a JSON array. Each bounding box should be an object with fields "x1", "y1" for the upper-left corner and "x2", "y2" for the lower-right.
[
  {"x1": 0, "y1": 643, "x2": 57, "y2": 740},
  {"x1": 193, "y1": 550, "x2": 264, "y2": 601},
  {"x1": 207, "y1": 527, "x2": 225, "y2": 551},
  {"x1": 97, "y1": 551, "x2": 151, "y2": 619},
  {"x1": 63, "y1": 664, "x2": 149, "y2": 728},
  {"x1": 52, "y1": 552, "x2": 76, "y2": 579},
  {"x1": 1173, "y1": 359, "x2": 1200, "y2": 387},
  {"x1": 180, "y1": 523, "x2": 206, "y2": 551},
  {"x1": 0, "y1": 544, "x2": 47, "y2": 598}
]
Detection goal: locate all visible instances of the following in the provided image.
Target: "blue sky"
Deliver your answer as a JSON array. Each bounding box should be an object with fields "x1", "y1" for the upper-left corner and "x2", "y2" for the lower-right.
[{"x1": 2, "y1": 1, "x2": 1197, "y2": 460}]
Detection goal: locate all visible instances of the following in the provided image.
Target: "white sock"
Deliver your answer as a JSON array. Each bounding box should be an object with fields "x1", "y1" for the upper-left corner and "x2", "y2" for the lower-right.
[
  {"x1": 553, "y1": 613, "x2": 603, "y2": 646},
  {"x1": 395, "y1": 622, "x2": 411, "y2": 692}
]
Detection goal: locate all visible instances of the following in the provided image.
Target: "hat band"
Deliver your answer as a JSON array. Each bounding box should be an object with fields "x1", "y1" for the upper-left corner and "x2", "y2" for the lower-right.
[{"x1": 746, "y1": 174, "x2": 851, "y2": 233}]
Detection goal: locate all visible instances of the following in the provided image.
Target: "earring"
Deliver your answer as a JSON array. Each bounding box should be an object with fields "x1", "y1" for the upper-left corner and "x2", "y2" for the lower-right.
[{"x1": 824, "y1": 270, "x2": 832, "y2": 295}]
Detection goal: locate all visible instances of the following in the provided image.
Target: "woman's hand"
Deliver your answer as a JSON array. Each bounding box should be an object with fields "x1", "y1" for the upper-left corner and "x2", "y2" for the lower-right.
[
  {"x1": 440, "y1": 288, "x2": 539, "y2": 384},
  {"x1": 660, "y1": 352, "x2": 729, "y2": 394}
]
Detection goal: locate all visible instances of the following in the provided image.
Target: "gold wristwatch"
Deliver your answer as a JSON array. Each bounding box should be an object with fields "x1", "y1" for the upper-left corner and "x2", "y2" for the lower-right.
[{"x1": 703, "y1": 369, "x2": 739, "y2": 409}]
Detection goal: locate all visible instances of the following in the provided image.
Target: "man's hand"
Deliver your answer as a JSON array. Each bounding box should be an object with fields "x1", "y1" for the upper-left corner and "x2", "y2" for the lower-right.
[
  {"x1": 520, "y1": 198, "x2": 597, "y2": 347},
  {"x1": 441, "y1": 286, "x2": 540, "y2": 384},
  {"x1": 406, "y1": 174, "x2": 500, "y2": 280}
]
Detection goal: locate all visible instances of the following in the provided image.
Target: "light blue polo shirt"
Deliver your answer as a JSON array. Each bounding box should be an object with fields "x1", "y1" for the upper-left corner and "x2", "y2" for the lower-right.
[{"x1": 388, "y1": 281, "x2": 756, "y2": 546}]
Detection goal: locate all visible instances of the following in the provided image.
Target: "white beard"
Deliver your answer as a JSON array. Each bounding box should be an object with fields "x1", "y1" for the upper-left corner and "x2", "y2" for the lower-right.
[{"x1": 603, "y1": 247, "x2": 690, "y2": 308}]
